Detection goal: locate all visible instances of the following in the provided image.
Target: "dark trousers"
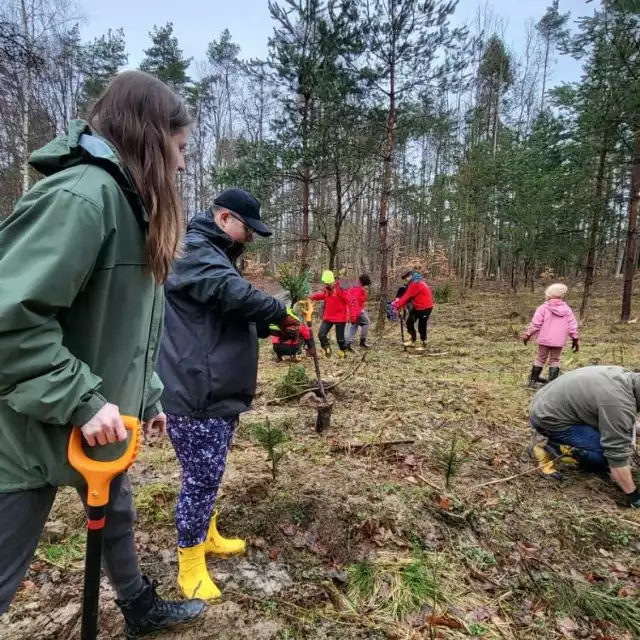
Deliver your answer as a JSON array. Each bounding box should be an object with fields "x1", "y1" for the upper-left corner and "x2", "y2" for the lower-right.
[
  {"x1": 407, "y1": 308, "x2": 432, "y2": 341},
  {"x1": 318, "y1": 321, "x2": 346, "y2": 350},
  {"x1": 273, "y1": 342, "x2": 302, "y2": 357},
  {"x1": 534, "y1": 423, "x2": 608, "y2": 472},
  {"x1": 0, "y1": 474, "x2": 142, "y2": 615}
]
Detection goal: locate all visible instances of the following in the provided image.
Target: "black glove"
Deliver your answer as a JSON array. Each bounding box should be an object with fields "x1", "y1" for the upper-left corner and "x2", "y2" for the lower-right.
[
  {"x1": 626, "y1": 488, "x2": 640, "y2": 508},
  {"x1": 522, "y1": 334, "x2": 530, "y2": 345},
  {"x1": 572, "y1": 338, "x2": 580, "y2": 353}
]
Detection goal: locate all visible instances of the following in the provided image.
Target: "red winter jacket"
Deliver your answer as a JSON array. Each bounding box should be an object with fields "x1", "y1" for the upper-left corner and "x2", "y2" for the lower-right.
[
  {"x1": 310, "y1": 282, "x2": 349, "y2": 322},
  {"x1": 347, "y1": 284, "x2": 368, "y2": 319},
  {"x1": 270, "y1": 322, "x2": 311, "y2": 345},
  {"x1": 395, "y1": 280, "x2": 434, "y2": 312}
]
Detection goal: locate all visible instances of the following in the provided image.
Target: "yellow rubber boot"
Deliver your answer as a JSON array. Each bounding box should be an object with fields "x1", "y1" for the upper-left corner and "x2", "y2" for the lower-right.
[
  {"x1": 337, "y1": 350, "x2": 347, "y2": 359},
  {"x1": 529, "y1": 444, "x2": 561, "y2": 480},
  {"x1": 177, "y1": 543, "x2": 221, "y2": 600},
  {"x1": 559, "y1": 445, "x2": 578, "y2": 464},
  {"x1": 204, "y1": 511, "x2": 246, "y2": 557}
]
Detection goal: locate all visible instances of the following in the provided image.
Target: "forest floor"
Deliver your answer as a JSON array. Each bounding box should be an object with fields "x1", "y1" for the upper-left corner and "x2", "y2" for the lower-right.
[{"x1": 2, "y1": 282, "x2": 640, "y2": 640}]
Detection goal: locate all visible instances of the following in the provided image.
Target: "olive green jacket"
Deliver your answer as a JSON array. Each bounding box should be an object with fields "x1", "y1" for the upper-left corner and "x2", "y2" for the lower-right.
[{"x1": 0, "y1": 120, "x2": 164, "y2": 491}]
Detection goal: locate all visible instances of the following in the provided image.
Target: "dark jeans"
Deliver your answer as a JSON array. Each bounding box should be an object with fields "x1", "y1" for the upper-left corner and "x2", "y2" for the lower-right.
[
  {"x1": 407, "y1": 308, "x2": 432, "y2": 341},
  {"x1": 0, "y1": 473, "x2": 142, "y2": 615},
  {"x1": 534, "y1": 423, "x2": 608, "y2": 472},
  {"x1": 319, "y1": 321, "x2": 346, "y2": 350}
]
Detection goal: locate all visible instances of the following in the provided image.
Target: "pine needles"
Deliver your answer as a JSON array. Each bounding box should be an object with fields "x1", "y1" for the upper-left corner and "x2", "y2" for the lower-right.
[
  {"x1": 551, "y1": 577, "x2": 640, "y2": 637},
  {"x1": 435, "y1": 434, "x2": 470, "y2": 488},
  {"x1": 252, "y1": 418, "x2": 288, "y2": 481},
  {"x1": 346, "y1": 551, "x2": 445, "y2": 623},
  {"x1": 275, "y1": 364, "x2": 312, "y2": 398},
  {"x1": 277, "y1": 263, "x2": 311, "y2": 304}
]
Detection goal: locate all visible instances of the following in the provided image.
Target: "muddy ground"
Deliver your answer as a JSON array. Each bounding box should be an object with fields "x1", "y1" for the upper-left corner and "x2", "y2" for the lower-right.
[{"x1": 1, "y1": 282, "x2": 639, "y2": 639}]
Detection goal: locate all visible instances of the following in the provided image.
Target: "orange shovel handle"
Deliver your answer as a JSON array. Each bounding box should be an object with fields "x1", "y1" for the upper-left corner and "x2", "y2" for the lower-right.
[
  {"x1": 68, "y1": 416, "x2": 141, "y2": 507},
  {"x1": 297, "y1": 299, "x2": 314, "y2": 324}
]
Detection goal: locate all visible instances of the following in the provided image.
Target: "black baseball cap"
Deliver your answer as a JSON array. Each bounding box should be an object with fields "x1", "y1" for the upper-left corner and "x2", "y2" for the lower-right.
[{"x1": 213, "y1": 187, "x2": 272, "y2": 237}]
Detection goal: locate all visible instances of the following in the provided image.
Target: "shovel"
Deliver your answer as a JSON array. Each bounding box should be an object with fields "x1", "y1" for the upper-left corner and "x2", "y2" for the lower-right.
[
  {"x1": 68, "y1": 416, "x2": 142, "y2": 640},
  {"x1": 399, "y1": 309, "x2": 407, "y2": 352},
  {"x1": 297, "y1": 300, "x2": 333, "y2": 432}
]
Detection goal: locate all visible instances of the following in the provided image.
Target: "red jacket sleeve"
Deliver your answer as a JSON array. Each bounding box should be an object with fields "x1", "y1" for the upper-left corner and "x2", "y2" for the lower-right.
[
  {"x1": 299, "y1": 323, "x2": 311, "y2": 341},
  {"x1": 395, "y1": 282, "x2": 415, "y2": 310},
  {"x1": 309, "y1": 291, "x2": 325, "y2": 302}
]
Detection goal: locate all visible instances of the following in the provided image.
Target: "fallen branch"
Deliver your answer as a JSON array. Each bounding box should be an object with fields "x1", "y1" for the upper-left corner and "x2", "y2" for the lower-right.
[
  {"x1": 416, "y1": 473, "x2": 446, "y2": 493},
  {"x1": 330, "y1": 439, "x2": 415, "y2": 454},
  {"x1": 464, "y1": 457, "x2": 563, "y2": 493},
  {"x1": 267, "y1": 346, "x2": 372, "y2": 405}
]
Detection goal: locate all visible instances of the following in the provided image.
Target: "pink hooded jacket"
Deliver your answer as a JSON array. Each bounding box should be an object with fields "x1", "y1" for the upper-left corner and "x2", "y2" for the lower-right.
[{"x1": 525, "y1": 299, "x2": 579, "y2": 348}]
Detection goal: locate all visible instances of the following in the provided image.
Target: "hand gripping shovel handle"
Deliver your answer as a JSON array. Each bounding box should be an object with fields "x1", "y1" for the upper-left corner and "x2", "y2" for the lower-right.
[
  {"x1": 68, "y1": 415, "x2": 141, "y2": 640},
  {"x1": 68, "y1": 415, "x2": 141, "y2": 507}
]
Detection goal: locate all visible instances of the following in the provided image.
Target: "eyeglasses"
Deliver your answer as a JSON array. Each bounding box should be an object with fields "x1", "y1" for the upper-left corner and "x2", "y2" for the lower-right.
[{"x1": 228, "y1": 212, "x2": 252, "y2": 236}]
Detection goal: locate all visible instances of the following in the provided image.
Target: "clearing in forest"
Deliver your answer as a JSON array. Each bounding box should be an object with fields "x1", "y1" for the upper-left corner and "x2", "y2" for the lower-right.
[{"x1": 1, "y1": 283, "x2": 639, "y2": 640}]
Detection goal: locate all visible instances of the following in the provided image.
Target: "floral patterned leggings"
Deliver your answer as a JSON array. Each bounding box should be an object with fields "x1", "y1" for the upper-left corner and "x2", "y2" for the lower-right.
[{"x1": 166, "y1": 414, "x2": 237, "y2": 548}]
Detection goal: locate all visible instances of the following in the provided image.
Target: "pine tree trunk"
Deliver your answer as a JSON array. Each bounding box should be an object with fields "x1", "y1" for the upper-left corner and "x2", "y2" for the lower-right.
[
  {"x1": 302, "y1": 167, "x2": 311, "y2": 267},
  {"x1": 20, "y1": 0, "x2": 32, "y2": 195},
  {"x1": 376, "y1": 69, "x2": 395, "y2": 332},
  {"x1": 301, "y1": 93, "x2": 311, "y2": 268},
  {"x1": 620, "y1": 130, "x2": 640, "y2": 323},
  {"x1": 540, "y1": 38, "x2": 550, "y2": 112},
  {"x1": 580, "y1": 141, "x2": 608, "y2": 322}
]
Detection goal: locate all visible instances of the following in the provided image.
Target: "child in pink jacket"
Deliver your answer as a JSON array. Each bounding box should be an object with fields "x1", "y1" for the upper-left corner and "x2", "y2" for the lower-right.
[{"x1": 522, "y1": 283, "x2": 579, "y2": 388}]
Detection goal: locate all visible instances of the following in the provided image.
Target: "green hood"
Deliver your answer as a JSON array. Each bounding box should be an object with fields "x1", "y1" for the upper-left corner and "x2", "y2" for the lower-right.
[
  {"x1": 0, "y1": 120, "x2": 164, "y2": 491},
  {"x1": 29, "y1": 119, "x2": 148, "y2": 227}
]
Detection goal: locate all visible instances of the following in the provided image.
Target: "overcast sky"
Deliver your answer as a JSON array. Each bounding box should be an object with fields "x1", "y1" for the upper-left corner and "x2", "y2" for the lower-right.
[{"x1": 78, "y1": 0, "x2": 597, "y2": 88}]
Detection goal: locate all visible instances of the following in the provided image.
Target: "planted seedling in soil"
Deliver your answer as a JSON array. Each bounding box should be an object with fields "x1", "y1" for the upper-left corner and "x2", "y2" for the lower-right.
[
  {"x1": 436, "y1": 434, "x2": 470, "y2": 489},
  {"x1": 275, "y1": 364, "x2": 312, "y2": 398},
  {"x1": 252, "y1": 419, "x2": 288, "y2": 481}
]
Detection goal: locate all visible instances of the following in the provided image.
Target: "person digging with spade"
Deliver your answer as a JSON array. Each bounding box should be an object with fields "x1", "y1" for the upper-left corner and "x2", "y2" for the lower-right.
[
  {"x1": 156, "y1": 187, "x2": 301, "y2": 601},
  {"x1": 529, "y1": 365, "x2": 640, "y2": 508},
  {"x1": 391, "y1": 270, "x2": 434, "y2": 352}
]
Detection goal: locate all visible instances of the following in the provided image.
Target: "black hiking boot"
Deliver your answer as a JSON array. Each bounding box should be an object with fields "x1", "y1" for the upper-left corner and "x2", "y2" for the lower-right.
[
  {"x1": 360, "y1": 339, "x2": 371, "y2": 349},
  {"x1": 528, "y1": 366, "x2": 544, "y2": 389},
  {"x1": 548, "y1": 367, "x2": 560, "y2": 382},
  {"x1": 117, "y1": 576, "x2": 205, "y2": 639}
]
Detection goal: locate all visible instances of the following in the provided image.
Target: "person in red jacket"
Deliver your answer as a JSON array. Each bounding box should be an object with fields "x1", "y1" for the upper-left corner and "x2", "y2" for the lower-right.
[
  {"x1": 392, "y1": 270, "x2": 434, "y2": 352},
  {"x1": 270, "y1": 315, "x2": 315, "y2": 362},
  {"x1": 309, "y1": 270, "x2": 349, "y2": 358},
  {"x1": 346, "y1": 274, "x2": 372, "y2": 349}
]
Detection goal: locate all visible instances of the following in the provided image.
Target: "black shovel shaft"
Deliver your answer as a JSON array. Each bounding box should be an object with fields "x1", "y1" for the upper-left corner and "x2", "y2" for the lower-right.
[
  {"x1": 306, "y1": 323, "x2": 327, "y2": 402},
  {"x1": 81, "y1": 505, "x2": 106, "y2": 640}
]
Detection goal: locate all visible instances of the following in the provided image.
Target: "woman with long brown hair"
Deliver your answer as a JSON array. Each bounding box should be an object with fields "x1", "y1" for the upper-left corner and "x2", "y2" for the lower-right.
[{"x1": 0, "y1": 70, "x2": 205, "y2": 637}]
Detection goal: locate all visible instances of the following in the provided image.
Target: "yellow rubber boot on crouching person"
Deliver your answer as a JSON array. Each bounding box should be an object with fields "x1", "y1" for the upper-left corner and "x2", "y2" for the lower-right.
[
  {"x1": 204, "y1": 511, "x2": 246, "y2": 557},
  {"x1": 177, "y1": 544, "x2": 221, "y2": 600},
  {"x1": 529, "y1": 444, "x2": 561, "y2": 480}
]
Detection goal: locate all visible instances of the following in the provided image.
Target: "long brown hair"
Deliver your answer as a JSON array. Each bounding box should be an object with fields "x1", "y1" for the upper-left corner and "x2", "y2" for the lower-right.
[{"x1": 89, "y1": 70, "x2": 191, "y2": 283}]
